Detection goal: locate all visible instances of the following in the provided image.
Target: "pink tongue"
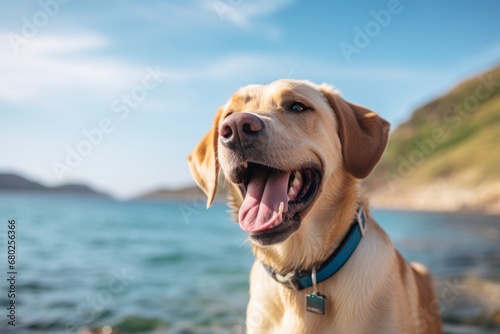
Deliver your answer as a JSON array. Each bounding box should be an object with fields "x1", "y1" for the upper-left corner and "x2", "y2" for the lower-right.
[{"x1": 239, "y1": 167, "x2": 289, "y2": 233}]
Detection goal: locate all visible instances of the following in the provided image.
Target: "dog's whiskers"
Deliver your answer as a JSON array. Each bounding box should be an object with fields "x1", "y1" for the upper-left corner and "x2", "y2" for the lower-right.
[
  {"x1": 239, "y1": 235, "x2": 251, "y2": 248},
  {"x1": 287, "y1": 64, "x2": 298, "y2": 79}
]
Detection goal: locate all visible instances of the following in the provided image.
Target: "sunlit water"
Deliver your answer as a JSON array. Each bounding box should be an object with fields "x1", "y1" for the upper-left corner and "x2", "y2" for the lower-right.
[{"x1": 0, "y1": 194, "x2": 498, "y2": 333}]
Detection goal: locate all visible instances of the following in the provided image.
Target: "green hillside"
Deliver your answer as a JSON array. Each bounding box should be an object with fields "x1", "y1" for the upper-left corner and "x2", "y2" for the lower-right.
[{"x1": 364, "y1": 65, "x2": 500, "y2": 214}]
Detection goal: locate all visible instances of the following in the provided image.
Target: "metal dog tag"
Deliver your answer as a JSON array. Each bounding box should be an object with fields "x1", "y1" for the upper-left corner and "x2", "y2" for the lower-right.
[{"x1": 306, "y1": 292, "x2": 326, "y2": 315}]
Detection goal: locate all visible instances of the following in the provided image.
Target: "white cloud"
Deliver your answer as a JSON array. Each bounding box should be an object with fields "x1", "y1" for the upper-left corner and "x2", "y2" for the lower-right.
[
  {"x1": 206, "y1": 0, "x2": 294, "y2": 28},
  {"x1": 168, "y1": 53, "x2": 445, "y2": 84},
  {"x1": 0, "y1": 32, "x2": 144, "y2": 103},
  {"x1": 197, "y1": 0, "x2": 292, "y2": 39},
  {"x1": 455, "y1": 42, "x2": 500, "y2": 71},
  {"x1": 23, "y1": 34, "x2": 109, "y2": 54},
  {"x1": 168, "y1": 54, "x2": 281, "y2": 82}
]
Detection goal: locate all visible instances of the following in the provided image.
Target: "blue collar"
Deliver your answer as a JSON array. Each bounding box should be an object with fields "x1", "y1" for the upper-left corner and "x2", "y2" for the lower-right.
[{"x1": 263, "y1": 208, "x2": 366, "y2": 291}]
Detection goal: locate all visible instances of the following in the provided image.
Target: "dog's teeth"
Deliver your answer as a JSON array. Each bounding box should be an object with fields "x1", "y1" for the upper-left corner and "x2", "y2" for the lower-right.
[
  {"x1": 288, "y1": 187, "x2": 296, "y2": 197},
  {"x1": 291, "y1": 171, "x2": 301, "y2": 187},
  {"x1": 278, "y1": 201, "x2": 284, "y2": 215},
  {"x1": 242, "y1": 161, "x2": 248, "y2": 168}
]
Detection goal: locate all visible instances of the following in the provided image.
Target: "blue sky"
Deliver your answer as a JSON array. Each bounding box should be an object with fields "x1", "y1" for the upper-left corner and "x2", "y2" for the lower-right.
[{"x1": 0, "y1": 0, "x2": 499, "y2": 198}]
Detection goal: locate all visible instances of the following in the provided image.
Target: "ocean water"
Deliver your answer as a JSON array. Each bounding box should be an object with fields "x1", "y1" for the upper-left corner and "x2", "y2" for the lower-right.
[{"x1": 0, "y1": 194, "x2": 499, "y2": 334}]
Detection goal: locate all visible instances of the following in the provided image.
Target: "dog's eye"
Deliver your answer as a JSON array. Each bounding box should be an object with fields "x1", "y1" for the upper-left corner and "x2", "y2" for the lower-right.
[{"x1": 289, "y1": 102, "x2": 309, "y2": 112}]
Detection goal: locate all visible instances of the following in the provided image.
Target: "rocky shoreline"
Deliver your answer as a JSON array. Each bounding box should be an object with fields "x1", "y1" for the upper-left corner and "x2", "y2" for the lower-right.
[{"x1": 366, "y1": 181, "x2": 500, "y2": 216}]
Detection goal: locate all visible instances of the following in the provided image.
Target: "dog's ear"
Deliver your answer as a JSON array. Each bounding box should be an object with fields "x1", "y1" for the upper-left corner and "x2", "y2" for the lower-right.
[
  {"x1": 187, "y1": 108, "x2": 223, "y2": 208},
  {"x1": 320, "y1": 86, "x2": 390, "y2": 179}
]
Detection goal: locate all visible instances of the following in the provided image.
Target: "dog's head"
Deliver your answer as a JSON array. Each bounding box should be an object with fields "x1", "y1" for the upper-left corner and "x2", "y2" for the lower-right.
[{"x1": 188, "y1": 80, "x2": 389, "y2": 246}]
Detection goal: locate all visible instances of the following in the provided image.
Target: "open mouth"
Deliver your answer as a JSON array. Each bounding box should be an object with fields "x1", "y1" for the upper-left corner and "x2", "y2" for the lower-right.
[{"x1": 236, "y1": 162, "x2": 321, "y2": 246}]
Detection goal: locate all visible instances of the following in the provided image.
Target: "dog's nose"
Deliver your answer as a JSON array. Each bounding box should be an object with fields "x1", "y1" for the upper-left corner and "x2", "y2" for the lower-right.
[{"x1": 220, "y1": 113, "x2": 265, "y2": 149}]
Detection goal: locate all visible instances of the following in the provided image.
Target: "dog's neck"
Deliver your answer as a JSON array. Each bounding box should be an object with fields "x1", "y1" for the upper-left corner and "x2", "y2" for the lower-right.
[{"x1": 250, "y1": 174, "x2": 361, "y2": 275}]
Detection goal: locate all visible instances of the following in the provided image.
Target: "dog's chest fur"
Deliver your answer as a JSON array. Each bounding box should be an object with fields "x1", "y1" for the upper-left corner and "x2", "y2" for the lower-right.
[{"x1": 246, "y1": 219, "x2": 425, "y2": 334}]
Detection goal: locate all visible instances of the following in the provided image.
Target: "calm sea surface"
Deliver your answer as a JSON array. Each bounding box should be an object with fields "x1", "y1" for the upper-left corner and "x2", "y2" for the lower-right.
[{"x1": 0, "y1": 194, "x2": 498, "y2": 334}]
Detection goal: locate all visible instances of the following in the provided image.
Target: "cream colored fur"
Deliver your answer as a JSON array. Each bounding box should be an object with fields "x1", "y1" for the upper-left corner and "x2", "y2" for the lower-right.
[{"x1": 188, "y1": 80, "x2": 442, "y2": 334}]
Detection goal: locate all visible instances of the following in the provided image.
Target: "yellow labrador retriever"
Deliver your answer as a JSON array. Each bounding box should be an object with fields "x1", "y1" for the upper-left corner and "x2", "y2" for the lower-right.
[{"x1": 188, "y1": 80, "x2": 442, "y2": 334}]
